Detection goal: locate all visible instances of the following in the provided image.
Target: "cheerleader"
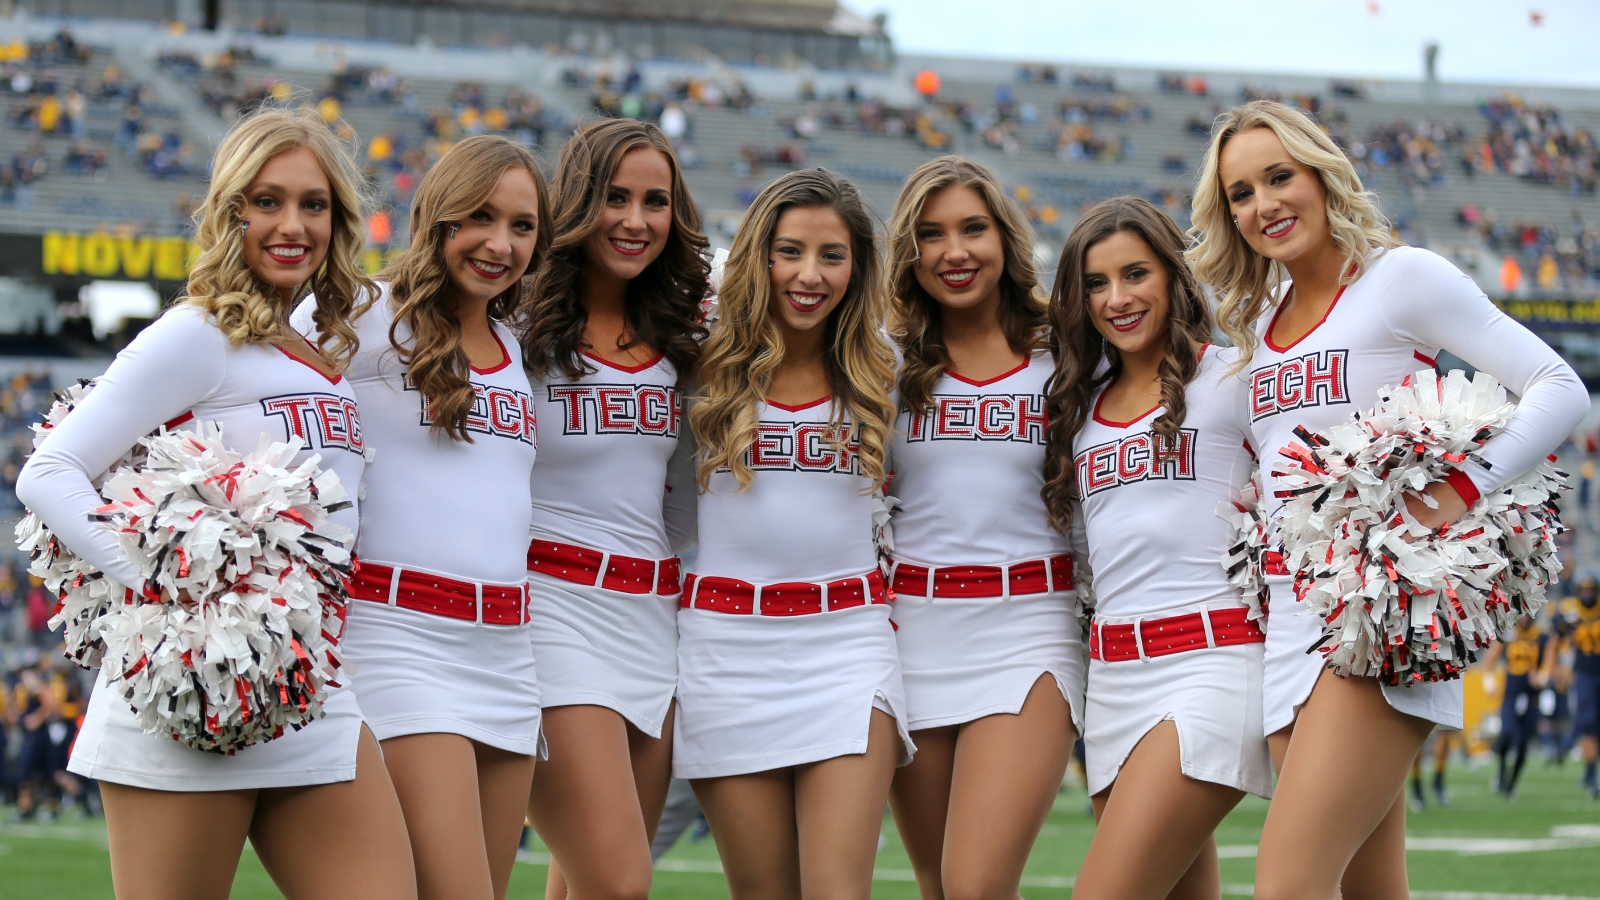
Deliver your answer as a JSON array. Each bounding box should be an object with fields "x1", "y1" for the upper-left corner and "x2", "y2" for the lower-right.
[
  {"x1": 1041, "y1": 196, "x2": 1272, "y2": 899},
  {"x1": 518, "y1": 118, "x2": 708, "y2": 899},
  {"x1": 678, "y1": 167, "x2": 912, "y2": 898},
  {"x1": 881, "y1": 156, "x2": 1083, "y2": 900},
  {"x1": 1188, "y1": 100, "x2": 1588, "y2": 898},
  {"x1": 16, "y1": 107, "x2": 415, "y2": 898},
  {"x1": 293, "y1": 135, "x2": 549, "y2": 899}
]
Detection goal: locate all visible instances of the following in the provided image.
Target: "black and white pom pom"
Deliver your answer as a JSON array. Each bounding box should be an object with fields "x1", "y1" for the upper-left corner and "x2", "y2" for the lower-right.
[
  {"x1": 16, "y1": 379, "x2": 145, "y2": 668},
  {"x1": 1274, "y1": 368, "x2": 1567, "y2": 685},
  {"x1": 1216, "y1": 471, "x2": 1270, "y2": 623}
]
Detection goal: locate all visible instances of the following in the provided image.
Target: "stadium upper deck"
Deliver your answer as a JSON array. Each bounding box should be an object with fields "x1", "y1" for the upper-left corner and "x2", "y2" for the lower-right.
[{"x1": 0, "y1": 12, "x2": 1595, "y2": 301}]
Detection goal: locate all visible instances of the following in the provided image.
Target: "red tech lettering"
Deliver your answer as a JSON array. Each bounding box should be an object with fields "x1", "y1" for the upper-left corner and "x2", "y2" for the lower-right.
[
  {"x1": 905, "y1": 393, "x2": 1046, "y2": 443},
  {"x1": 406, "y1": 375, "x2": 536, "y2": 445},
  {"x1": 260, "y1": 393, "x2": 364, "y2": 454},
  {"x1": 546, "y1": 383, "x2": 682, "y2": 437},
  {"x1": 1247, "y1": 350, "x2": 1349, "y2": 422},
  {"x1": 1074, "y1": 428, "x2": 1197, "y2": 497},
  {"x1": 738, "y1": 421, "x2": 860, "y2": 474}
]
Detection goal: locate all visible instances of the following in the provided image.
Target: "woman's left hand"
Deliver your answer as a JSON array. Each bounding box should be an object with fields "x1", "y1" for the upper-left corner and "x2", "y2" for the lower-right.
[{"x1": 1403, "y1": 479, "x2": 1469, "y2": 530}]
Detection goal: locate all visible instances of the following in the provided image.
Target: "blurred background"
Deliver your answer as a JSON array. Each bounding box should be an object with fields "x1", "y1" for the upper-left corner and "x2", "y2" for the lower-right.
[{"x1": 0, "y1": 1, "x2": 1597, "y2": 896}]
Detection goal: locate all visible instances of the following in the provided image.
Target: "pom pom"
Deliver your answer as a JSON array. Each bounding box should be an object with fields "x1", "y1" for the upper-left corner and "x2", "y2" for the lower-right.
[
  {"x1": 1274, "y1": 368, "x2": 1568, "y2": 685},
  {"x1": 873, "y1": 491, "x2": 899, "y2": 580},
  {"x1": 1216, "y1": 471, "x2": 1270, "y2": 623}
]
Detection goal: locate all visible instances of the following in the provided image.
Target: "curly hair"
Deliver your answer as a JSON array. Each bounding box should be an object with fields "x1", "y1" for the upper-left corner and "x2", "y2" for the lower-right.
[
  {"x1": 1041, "y1": 197, "x2": 1216, "y2": 534},
  {"x1": 1186, "y1": 100, "x2": 1401, "y2": 372},
  {"x1": 518, "y1": 118, "x2": 708, "y2": 387},
  {"x1": 886, "y1": 155, "x2": 1048, "y2": 413},
  {"x1": 379, "y1": 135, "x2": 552, "y2": 442},
  {"x1": 690, "y1": 167, "x2": 896, "y2": 493},
  {"x1": 183, "y1": 105, "x2": 375, "y2": 368}
]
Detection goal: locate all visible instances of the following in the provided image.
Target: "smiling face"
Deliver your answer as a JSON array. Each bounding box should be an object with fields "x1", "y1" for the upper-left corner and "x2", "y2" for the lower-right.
[
  {"x1": 767, "y1": 205, "x2": 854, "y2": 340},
  {"x1": 1218, "y1": 126, "x2": 1332, "y2": 266},
  {"x1": 443, "y1": 165, "x2": 541, "y2": 306},
  {"x1": 582, "y1": 146, "x2": 674, "y2": 283},
  {"x1": 1083, "y1": 229, "x2": 1171, "y2": 363},
  {"x1": 912, "y1": 184, "x2": 1006, "y2": 317},
  {"x1": 239, "y1": 146, "x2": 333, "y2": 302}
]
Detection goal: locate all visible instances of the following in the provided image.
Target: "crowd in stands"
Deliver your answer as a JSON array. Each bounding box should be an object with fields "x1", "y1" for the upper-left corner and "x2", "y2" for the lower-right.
[
  {"x1": 1470, "y1": 93, "x2": 1598, "y2": 195},
  {"x1": 1458, "y1": 206, "x2": 1600, "y2": 292},
  {"x1": 1158, "y1": 72, "x2": 1210, "y2": 97},
  {"x1": 1350, "y1": 119, "x2": 1470, "y2": 189}
]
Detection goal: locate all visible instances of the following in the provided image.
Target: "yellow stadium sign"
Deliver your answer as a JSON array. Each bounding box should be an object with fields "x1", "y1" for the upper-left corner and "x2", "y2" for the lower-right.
[
  {"x1": 32, "y1": 231, "x2": 404, "y2": 282},
  {"x1": 1493, "y1": 298, "x2": 1600, "y2": 331}
]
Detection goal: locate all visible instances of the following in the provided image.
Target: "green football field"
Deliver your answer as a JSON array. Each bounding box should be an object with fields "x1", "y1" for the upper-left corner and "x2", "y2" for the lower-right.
[{"x1": 2, "y1": 759, "x2": 1597, "y2": 899}]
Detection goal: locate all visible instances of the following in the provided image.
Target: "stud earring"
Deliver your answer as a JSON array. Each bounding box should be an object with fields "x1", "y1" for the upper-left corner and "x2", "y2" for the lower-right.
[
  {"x1": 767, "y1": 259, "x2": 774, "y2": 269},
  {"x1": 447, "y1": 223, "x2": 460, "y2": 240}
]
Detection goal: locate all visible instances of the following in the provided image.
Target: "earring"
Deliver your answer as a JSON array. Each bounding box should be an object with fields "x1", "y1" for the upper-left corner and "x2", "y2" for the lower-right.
[
  {"x1": 240, "y1": 220, "x2": 249, "y2": 233},
  {"x1": 767, "y1": 259, "x2": 774, "y2": 269},
  {"x1": 1232, "y1": 216, "x2": 1239, "y2": 228},
  {"x1": 914, "y1": 258, "x2": 921, "y2": 269},
  {"x1": 447, "y1": 223, "x2": 460, "y2": 239}
]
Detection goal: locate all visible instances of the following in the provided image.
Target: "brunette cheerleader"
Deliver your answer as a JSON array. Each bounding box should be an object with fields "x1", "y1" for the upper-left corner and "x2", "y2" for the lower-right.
[
  {"x1": 293, "y1": 134, "x2": 550, "y2": 900},
  {"x1": 1188, "y1": 100, "x2": 1587, "y2": 898},
  {"x1": 678, "y1": 167, "x2": 912, "y2": 899},
  {"x1": 882, "y1": 156, "x2": 1083, "y2": 900},
  {"x1": 519, "y1": 117, "x2": 709, "y2": 900},
  {"x1": 17, "y1": 107, "x2": 415, "y2": 899},
  {"x1": 1042, "y1": 196, "x2": 1272, "y2": 900}
]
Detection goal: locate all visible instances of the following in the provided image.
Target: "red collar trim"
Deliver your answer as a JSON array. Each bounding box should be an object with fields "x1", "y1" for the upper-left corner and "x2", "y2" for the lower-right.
[
  {"x1": 767, "y1": 395, "x2": 831, "y2": 412},
  {"x1": 469, "y1": 328, "x2": 512, "y2": 375},
  {"x1": 583, "y1": 349, "x2": 665, "y2": 373},
  {"x1": 944, "y1": 355, "x2": 1030, "y2": 387},
  {"x1": 1091, "y1": 377, "x2": 1160, "y2": 428},
  {"x1": 1264, "y1": 281, "x2": 1350, "y2": 353},
  {"x1": 276, "y1": 343, "x2": 342, "y2": 384}
]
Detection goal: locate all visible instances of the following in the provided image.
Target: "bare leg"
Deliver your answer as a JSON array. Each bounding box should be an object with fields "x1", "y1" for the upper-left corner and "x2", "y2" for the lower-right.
[
  {"x1": 475, "y1": 743, "x2": 538, "y2": 900},
  {"x1": 940, "y1": 675, "x2": 1075, "y2": 900},
  {"x1": 252, "y1": 725, "x2": 418, "y2": 900},
  {"x1": 1167, "y1": 835, "x2": 1221, "y2": 900},
  {"x1": 381, "y1": 732, "x2": 497, "y2": 899},
  {"x1": 100, "y1": 782, "x2": 256, "y2": 899},
  {"x1": 693, "y1": 768, "x2": 801, "y2": 900},
  {"x1": 528, "y1": 705, "x2": 655, "y2": 900},
  {"x1": 793, "y1": 710, "x2": 901, "y2": 900},
  {"x1": 1253, "y1": 671, "x2": 1433, "y2": 900},
  {"x1": 629, "y1": 703, "x2": 677, "y2": 847},
  {"x1": 1336, "y1": 791, "x2": 1410, "y2": 900},
  {"x1": 1072, "y1": 721, "x2": 1243, "y2": 900},
  {"x1": 888, "y1": 725, "x2": 958, "y2": 900}
]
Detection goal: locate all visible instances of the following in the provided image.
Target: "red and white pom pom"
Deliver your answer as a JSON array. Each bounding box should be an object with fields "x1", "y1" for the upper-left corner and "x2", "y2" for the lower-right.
[
  {"x1": 872, "y1": 490, "x2": 899, "y2": 580},
  {"x1": 17, "y1": 379, "x2": 146, "y2": 668},
  {"x1": 87, "y1": 423, "x2": 356, "y2": 753},
  {"x1": 1216, "y1": 471, "x2": 1270, "y2": 623},
  {"x1": 1274, "y1": 368, "x2": 1568, "y2": 685},
  {"x1": 700, "y1": 247, "x2": 729, "y2": 324}
]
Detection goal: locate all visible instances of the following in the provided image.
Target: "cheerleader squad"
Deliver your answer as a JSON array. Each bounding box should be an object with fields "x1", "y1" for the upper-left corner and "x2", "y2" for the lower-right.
[{"x1": 13, "y1": 101, "x2": 1588, "y2": 900}]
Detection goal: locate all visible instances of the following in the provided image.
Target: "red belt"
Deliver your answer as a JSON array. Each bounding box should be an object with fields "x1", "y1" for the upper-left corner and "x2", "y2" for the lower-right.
[
  {"x1": 1090, "y1": 606, "x2": 1265, "y2": 662},
  {"x1": 527, "y1": 540, "x2": 681, "y2": 596},
  {"x1": 890, "y1": 555, "x2": 1073, "y2": 599},
  {"x1": 680, "y1": 570, "x2": 888, "y2": 616},
  {"x1": 349, "y1": 562, "x2": 530, "y2": 625},
  {"x1": 1263, "y1": 550, "x2": 1289, "y2": 577}
]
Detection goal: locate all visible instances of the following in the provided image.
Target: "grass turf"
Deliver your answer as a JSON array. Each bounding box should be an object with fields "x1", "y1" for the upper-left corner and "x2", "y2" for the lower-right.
[{"x1": 2, "y1": 758, "x2": 1597, "y2": 898}]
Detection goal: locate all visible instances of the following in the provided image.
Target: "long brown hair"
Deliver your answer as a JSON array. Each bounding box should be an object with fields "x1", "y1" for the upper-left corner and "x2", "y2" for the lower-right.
[
  {"x1": 886, "y1": 156, "x2": 1048, "y2": 413},
  {"x1": 690, "y1": 167, "x2": 896, "y2": 492},
  {"x1": 1041, "y1": 197, "x2": 1214, "y2": 533},
  {"x1": 381, "y1": 135, "x2": 551, "y2": 441},
  {"x1": 184, "y1": 105, "x2": 375, "y2": 368},
  {"x1": 1186, "y1": 100, "x2": 1399, "y2": 371},
  {"x1": 519, "y1": 118, "x2": 708, "y2": 386}
]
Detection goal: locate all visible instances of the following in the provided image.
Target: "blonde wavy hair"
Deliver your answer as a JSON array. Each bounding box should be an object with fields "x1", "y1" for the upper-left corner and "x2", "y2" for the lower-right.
[
  {"x1": 691, "y1": 168, "x2": 896, "y2": 493},
  {"x1": 887, "y1": 156, "x2": 1048, "y2": 413},
  {"x1": 380, "y1": 135, "x2": 551, "y2": 442},
  {"x1": 183, "y1": 105, "x2": 375, "y2": 368},
  {"x1": 1186, "y1": 100, "x2": 1400, "y2": 370}
]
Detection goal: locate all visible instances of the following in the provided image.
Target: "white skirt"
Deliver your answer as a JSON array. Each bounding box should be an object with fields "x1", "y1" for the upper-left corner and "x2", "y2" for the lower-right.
[
  {"x1": 69, "y1": 668, "x2": 364, "y2": 791},
  {"x1": 341, "y1": 600, "x2": 544, "y2": 757},
  {"x1": 1084, "y1": 624, "x2": 1273, "y2": 799},
  {"x1": 527, "y1": 570, "x2": 678, "y2": 738},
  {"x1": 1262, "y1": 579, "x2": 1463, "y2": 734},
  {"x1": 674, "y1": 603, "x2": 915, "y2": 779},
  {"x1": 892, "y1": 590, "x2": 1086, "y2": 732}
]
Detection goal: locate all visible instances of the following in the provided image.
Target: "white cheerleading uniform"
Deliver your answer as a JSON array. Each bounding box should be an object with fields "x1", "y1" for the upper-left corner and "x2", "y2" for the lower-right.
[
  {"x1": 294, "y1": 290, "x2": 543, "y2": 756},
  {"x1": 674, "y1": 397, "x2": 914, "y2": 779},
  {"x1": 1073, "y1": 345, "x2": 1273, "y2": 798},
  {"x1": 1246, "y1": 246, "x2": 1588, "y2": 733},
  {"x1": 889, "y1": 351, "x2": 1085, "y2": 732},
  {"x1": 526, "y1": 352, "x2": 687, "y2": 738},
  {"x1": 17, "y1": 305, "x2": 369, "y2": 791}
]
